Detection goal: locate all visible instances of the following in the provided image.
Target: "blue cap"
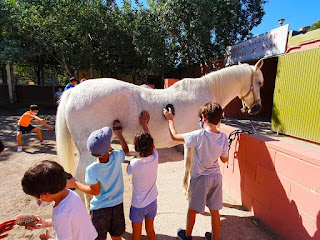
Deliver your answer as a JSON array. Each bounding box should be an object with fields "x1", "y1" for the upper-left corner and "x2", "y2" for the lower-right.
[{"x1": 87, "y1": 127, "x2": 112, "y2": 156}]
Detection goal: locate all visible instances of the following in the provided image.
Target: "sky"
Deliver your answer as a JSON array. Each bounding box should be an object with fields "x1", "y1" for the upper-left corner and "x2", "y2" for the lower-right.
[
  {"x1": 251, "y1": 0, "x2": 320, "y2": 36},
  {"x1": 116, "y1": 0, "x2": 320, "y2": 36}
]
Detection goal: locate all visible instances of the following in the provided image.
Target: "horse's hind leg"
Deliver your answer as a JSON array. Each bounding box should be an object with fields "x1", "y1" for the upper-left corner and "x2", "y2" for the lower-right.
[
  {"x1": 75, "y1": 152, "x2": 94, "y2": 211},
  {"x1": 183, "y1": 146, "x2": 195, "y2": 194}
]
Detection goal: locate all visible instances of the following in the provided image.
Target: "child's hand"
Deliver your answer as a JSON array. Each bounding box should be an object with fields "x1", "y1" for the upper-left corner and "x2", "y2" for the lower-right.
[
  {"x1": 66, "y1": 176, "x2": 76, "y2": 189},
  {"x1": 39, "y1": 229, "x2": 52, "y2": 240},
  {"x1": 25, "y1": 216, "x2": 49, "y2": 230},
  {"x1": 163, "y1": 108, "x2": 174, "y2": 120},
  {"x1": 139, "y1": 111, "x2": 150, "y2": 125},
  {"x1": 46, "y1": 125, "x2": 53, "y2": 130},
  {"x1": 113, "y1": 120, "x2": 122, "y2": 137}
]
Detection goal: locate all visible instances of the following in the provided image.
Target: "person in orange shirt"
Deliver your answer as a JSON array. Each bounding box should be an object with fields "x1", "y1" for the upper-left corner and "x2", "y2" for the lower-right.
[{"x1": 16, "y1": 104, "x2": 53, "y2": 152}]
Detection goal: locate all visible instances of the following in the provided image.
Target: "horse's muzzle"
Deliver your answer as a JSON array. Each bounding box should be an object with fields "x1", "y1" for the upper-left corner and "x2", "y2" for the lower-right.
[{"x1": 248, "y1": 102, "x2": 262, "y2": 115}]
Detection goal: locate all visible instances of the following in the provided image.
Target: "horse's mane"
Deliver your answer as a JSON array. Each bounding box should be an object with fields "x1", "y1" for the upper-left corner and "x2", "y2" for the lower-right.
[{"x1": 170, "y1": 64, "x2": 252, "y2": 101}]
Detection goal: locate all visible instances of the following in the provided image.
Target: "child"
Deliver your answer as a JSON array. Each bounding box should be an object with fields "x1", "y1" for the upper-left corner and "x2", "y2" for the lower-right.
[
  {"x1": 55, "y1": 87, "x2": 63, "y2": 104},
  {"x1": 16, "y1": 104, "x2": 52, "y2": 152},
  {"x1": 64, "y1": 77, "x2": 78, "y2": 91},
  {"x1": 21, "y1": 160, "x2": 98, "y2": 240},
  {"x1": 68, "y1": 121, "x2": 129, "y2": 240},
  {"x1": 163, "y1": 102, "x2": 229, "y2": 240},
  {"x1": 127, "y1": 111, "x2": 158, "y2": 240}
]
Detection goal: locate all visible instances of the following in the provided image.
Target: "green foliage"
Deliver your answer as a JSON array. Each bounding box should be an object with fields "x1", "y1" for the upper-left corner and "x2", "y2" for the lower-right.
[
  {"x1": 0, "y1": 0, "x2": 266, "y2": 82},
  {"x1": 149, "y1": 0, "x2": 266, "y2": 66},
  {"x1": 309, "y1": 20, "x2": 320, "y2": 31}
]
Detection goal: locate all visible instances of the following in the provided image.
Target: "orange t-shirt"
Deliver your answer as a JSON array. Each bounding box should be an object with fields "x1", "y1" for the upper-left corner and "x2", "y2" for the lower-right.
[{"x1": 18, "y1": 111, "x2": 35, "y2": 127}]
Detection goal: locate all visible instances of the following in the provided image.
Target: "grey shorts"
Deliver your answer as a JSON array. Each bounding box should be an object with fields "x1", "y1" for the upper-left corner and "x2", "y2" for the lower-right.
[{"x1": 188, "y1": 173, "x2": 223, "y2": 213}]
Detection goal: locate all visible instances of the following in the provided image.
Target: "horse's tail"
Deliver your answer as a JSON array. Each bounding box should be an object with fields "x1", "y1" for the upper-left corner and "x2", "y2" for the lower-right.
[{"x1": 56, "y1": 90, "x2": 76, "y2": 174}]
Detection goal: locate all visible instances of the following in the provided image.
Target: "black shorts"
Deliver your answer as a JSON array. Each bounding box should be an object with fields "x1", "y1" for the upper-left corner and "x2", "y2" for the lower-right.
[
  {"x1": 90, "y1": 203, "x2": 125, "y2": 239},
  {"x1": 17, "y1": 125, "x2": 35, "y2": 134}
]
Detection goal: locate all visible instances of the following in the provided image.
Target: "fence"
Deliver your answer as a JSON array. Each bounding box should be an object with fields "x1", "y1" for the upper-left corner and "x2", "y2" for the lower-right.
[{"x1": 0, "y1": 85, "x2": 60, "y2": 105}]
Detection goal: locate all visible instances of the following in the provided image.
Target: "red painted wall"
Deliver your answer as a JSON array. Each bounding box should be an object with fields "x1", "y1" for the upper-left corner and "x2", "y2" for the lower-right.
[
  {"x1": 164, "y1": 78, "x2": 180, "y2": 88},
  {"x1": 220, "y1": 124, "x2": 320, "y2": 240},
  {"x1": 286, "y1": 39, "x2": 320, "y2": 53}
]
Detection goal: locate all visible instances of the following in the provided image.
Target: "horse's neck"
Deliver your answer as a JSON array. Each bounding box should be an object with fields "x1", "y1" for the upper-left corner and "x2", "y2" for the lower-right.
[{"x1": 180, "y1": 66, "x2": 250, "y2": 108}]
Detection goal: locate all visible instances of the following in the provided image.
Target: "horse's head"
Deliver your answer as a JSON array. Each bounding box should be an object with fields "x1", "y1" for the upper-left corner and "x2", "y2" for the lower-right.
[{"x1": 240, "y1": 59, "x2": 264, "y2": 115}]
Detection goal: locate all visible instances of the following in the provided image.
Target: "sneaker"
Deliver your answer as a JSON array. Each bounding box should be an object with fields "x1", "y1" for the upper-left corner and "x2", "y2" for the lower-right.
[
  {"x1": 41, "y1": 140, "x2": 49, "y2": 144},
  {"x1": 17, "y1": 146, "x2": 23, "y2": 152},
  {"x1": 205, "y1": 232, "x2": 212, "y2": 240},
  {"x1": 177, "y1": 228, "x2": 192, "y2": 240}
]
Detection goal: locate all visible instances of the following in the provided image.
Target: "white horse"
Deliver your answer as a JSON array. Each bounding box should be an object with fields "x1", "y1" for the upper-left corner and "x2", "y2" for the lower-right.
[{"x1": 56, "y1": 59, "x2": 264, "y2": 206}]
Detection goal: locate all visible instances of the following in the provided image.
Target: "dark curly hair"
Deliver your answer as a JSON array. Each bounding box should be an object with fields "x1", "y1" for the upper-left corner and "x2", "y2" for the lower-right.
[
  {"x1": 134, "y1": 132, "x2": 154, "y2": 157},
  {"x1": 30, "y1": 104, "x2": 39, "y2": 111},
  {"x1": 21, "y1": 160, "x2": 67, "y2": 198},
  {"x1": 198, "y1": 102, "x2": 223, "y2": 125}
]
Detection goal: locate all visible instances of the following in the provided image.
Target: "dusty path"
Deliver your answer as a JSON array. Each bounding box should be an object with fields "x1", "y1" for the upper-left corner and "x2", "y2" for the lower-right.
[{"x1": 0, "y1": 109, "x2": 280, "y2": 239}]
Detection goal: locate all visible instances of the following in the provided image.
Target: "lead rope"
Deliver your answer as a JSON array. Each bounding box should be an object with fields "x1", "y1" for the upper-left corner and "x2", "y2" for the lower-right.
[{"x1": 227, "y1": 114, "x2": 256, "y2": 168}]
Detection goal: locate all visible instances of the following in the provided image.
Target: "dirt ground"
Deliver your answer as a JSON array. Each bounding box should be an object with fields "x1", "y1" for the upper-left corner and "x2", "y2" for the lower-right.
[{"x1": 0, "y1": 108, "x2": 281, "y2": 240}]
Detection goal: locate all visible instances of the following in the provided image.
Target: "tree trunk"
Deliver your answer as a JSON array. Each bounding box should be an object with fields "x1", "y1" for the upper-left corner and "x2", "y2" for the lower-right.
[
  {"x1": 6, "y1": 64, "x2": 16, "y2": 103},
  {"x1": 34, "y1": 65, "x2": 41, "y2": 85}
]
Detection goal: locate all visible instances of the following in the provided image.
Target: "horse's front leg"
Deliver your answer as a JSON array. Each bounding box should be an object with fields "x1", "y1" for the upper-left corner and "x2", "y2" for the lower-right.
[{"x1": 183, "y1": 145, "x2": 195, "y2": 194}]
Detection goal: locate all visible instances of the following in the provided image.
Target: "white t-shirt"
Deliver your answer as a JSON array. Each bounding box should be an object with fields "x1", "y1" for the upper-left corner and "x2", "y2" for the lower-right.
[
  {"x1": 127, "y1": 149, "x2": 158, "y2": 208},
  {"x1": 183, "y1": 129, "x2": 228, "y2": 178},
  {"x1": 52, "y1": 190, "x2": 98, "y2": 240}
]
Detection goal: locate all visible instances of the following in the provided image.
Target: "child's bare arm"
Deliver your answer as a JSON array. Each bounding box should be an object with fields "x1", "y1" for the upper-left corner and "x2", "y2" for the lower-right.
[
  {"x1": 116, "y1": 133, "x2": 129, "y2": 156},
  {"x1": 163, "y1": 108, "x2": 184, "y2": 142},
  {"x1": 67, "y1": 177, "x2": 100, "y2": 195},
  {"x1": 34, "y1": 117, "x2": 53, "y2": 130},
  {"x1": 140, "y1": 111, "x2": 150, "y2": 133},
  {"x1": 113, "y1": 121, "x2": 129, "y2": 156},
  {"x1": 24, "y1": 216, "x2": 52, "y2": 230}
]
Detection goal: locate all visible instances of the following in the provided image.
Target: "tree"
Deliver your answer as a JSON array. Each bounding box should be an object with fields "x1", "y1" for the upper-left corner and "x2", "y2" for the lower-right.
[
  {"x1": 149, "y1": 0, "x2": 266, "y2": 66},
  {"x1": 0, "y1": 0, "x2": 266, "y2": 83},
  {"x1": 309, "y1": 20, "x2": 320, "y2": 31},
  {"x1": 0, "y1": 0, "x2": 117, "y2": 78}
]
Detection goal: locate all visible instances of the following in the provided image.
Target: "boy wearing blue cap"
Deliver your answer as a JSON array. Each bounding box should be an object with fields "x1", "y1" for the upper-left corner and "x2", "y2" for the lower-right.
[{"x1": 68, "y1": 120, "x2": 129, "y2": 240}]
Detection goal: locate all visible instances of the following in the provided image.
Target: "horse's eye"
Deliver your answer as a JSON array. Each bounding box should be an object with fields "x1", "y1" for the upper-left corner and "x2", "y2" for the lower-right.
[{"x1": 257, "y1": 81, "x2": 263, "y2": 87}]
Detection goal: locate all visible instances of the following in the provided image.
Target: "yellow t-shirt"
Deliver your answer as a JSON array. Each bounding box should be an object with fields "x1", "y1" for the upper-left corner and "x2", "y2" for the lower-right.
[{"x1": 18, "y1": 111, "x2": 35, "y2": 127}]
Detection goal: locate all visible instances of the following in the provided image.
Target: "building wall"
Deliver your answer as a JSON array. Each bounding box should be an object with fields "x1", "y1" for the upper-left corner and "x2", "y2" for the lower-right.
[
  {"x1": 14, "y1": 85, "x2": 57, "y2": 105},
  {"x1": 272, "y1": 47, "x2": 320, "y2": 143},
  {"x1": 220, "y1": 124, "x2": 320, "y2": 240},
  {"x1": 286, "y1": 28, "x2": 320, "y2": 53}
]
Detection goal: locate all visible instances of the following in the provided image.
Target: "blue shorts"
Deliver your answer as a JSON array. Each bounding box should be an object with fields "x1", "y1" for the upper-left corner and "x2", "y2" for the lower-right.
[
  {"x1": 17, "y1": 125, "x2": 35, "y2": 134},
  {"x1": 129, "y1": 199, "x2": 157, "y2": 223}
]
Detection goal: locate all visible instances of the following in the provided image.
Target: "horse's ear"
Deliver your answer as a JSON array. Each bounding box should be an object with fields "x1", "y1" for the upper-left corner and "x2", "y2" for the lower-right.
[{"x1": 254, "y1": 59, "x2": 264, "y2": 71}]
